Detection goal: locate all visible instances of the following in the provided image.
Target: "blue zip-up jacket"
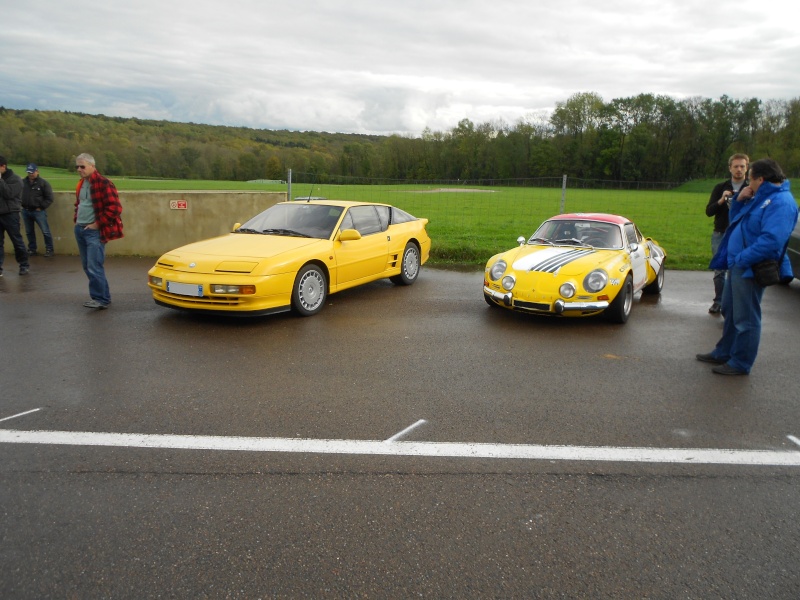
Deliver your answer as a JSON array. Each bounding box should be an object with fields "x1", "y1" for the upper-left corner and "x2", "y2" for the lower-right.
[{"x1": 710, "y1": 179, "x2": 798, "y2": 280}]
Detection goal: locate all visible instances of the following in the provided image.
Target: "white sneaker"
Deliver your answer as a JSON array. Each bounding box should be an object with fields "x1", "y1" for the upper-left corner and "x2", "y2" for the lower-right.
[{"x1": 83, "y1": 299, "x2": 108, "y2": 309}]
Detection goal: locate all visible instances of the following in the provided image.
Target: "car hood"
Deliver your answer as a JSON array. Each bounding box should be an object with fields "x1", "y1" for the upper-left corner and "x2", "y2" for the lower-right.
[
  {"x1": 157, "y1": 233, "x2": 328, "y2": 274},
  {"x1": 505, "y1": 245, "x2": 621, "y2": 276}
]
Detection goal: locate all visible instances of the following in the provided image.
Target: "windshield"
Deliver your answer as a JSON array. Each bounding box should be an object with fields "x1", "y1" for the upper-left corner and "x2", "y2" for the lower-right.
[
  {"x1": 529, "y1": 220, "x2": 623, "y2": 249},
  {"x1": 237, "y1": 203, "x2": 344, "y2": 239}
]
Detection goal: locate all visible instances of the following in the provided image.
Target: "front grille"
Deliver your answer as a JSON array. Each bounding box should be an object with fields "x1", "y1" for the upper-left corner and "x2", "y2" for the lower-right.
[{"x1": 153, "y1": 290, "x2": 243, "y2": 307}]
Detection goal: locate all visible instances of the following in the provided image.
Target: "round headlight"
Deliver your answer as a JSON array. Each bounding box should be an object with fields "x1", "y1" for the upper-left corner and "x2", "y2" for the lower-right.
[
  {"x1": 489, "y1": 259, "x2": 507, "y2": 281},
  {"x1": 559, "y1": 282, "x2": 576, "y2": 298},
  {"x1": 502, "y1": 275, "x2": 516, "y2": 291},
  {"x1": 583, "y1": 269, "x2": 608, "y2": 293}
]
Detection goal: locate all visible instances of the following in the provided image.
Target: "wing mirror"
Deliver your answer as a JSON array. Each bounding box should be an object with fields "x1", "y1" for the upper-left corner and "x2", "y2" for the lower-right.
[
  {"x1": 233, "y1": 223, "x2": 242, "y2": 232},
  {"x1": 339, "y1": 229, "x2": 362, "y2": 242},
  {"x1": 517, "y1": 236, "x2": 526, "y2": 246}
]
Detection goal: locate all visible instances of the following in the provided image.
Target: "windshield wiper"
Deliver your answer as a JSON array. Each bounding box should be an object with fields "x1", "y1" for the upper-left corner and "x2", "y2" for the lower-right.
[
  {"x1": 554, "y1": 238, "x2": 589, "y2": 246},
  {"x1": 262, "y1": 228, "x2": 312, "y2": 238},
  {"x1": 529, "y1": 237, "x2": 554, "y2": 245},
  {"x1": 236, "y1": 228, "x2": 265, "y2": 234}
]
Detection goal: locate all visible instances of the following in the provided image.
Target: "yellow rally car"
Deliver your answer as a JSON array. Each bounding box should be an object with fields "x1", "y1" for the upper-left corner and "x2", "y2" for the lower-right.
[
  {"x1": 148, "y1": 200, "x2": 430, "y2": 317},
  {"x1": 483, "y1": 213, "x2": 666, "y2": 324}
]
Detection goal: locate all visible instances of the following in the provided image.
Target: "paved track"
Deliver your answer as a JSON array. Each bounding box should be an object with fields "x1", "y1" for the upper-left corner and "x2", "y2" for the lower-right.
[{"x1": 2, "y1": 256, "x2": 799, "y2": 598}]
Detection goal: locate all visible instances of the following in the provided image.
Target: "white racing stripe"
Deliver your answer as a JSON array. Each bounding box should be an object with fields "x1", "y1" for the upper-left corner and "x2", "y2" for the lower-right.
[{"x1": 2, "y1": 429, "x2": 800, "y2": 466}]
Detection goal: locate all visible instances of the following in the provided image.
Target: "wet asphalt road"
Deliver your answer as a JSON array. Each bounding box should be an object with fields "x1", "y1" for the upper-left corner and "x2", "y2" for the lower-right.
[{"x1": 1, "y1": 256, "x2": 800, "y2": 598}]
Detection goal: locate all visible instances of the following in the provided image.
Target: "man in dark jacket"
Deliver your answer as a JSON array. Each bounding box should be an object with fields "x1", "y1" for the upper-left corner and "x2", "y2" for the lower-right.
[
  {"x1": 0, "y1": 155, "x2": 31, "y2": 276},
  {"x1": 705, "y1": 153, "x2": 749, "y2": 313},
  {"x1": 21, "y1": 163, "x2": 55, "y2": 257}
]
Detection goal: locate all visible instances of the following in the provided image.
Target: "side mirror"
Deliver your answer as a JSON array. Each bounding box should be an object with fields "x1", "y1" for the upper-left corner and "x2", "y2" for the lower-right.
[
  {"x1": 629, "y1": 242, "x2": 639, "y2": 253},
  {"x1": 517, "y1": 236, "x2": 526, "y2": 246},
  {"x1": 233, "y1": 223, "x2": 242, "y2": 232},
  {"x1": 339, "y1": 229, "x2": 362, "y2": 242}
]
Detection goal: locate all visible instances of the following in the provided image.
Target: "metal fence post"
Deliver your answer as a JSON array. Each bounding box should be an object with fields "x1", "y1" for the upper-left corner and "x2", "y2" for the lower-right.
[
  {"x1": 287, "y1": 168, "x2": 292, "y2": 201},
  {"x1": 560, "y1": 174, "x2": 567, "y2": 214}
]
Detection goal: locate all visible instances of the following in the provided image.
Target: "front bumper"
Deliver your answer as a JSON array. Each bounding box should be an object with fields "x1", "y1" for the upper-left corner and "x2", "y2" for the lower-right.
[{"x1": 483, "y1": 286, "x2": 609, "y2": 314}]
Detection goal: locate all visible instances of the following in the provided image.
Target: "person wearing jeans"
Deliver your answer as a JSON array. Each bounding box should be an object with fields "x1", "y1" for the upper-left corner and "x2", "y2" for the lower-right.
[
  {"x1": 73, "y1": 153, "x2": 123, "y2": 309},
  {"x1": 21, "y1": 163, "x2": 55, "y2": 257},
  {"x1": 697, "y1": 158, "x2": 798, "y2": 375},
  {"x1": 0, "y1": 155, "x2": 30, "y2": 276},
  {"x1": 705, "y1": 154, "x2": 749, "y2": 314}
]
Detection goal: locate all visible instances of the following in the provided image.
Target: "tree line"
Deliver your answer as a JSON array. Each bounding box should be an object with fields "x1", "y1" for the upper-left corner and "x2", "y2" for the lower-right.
[{"x1": 2, "y1": 92, "x2": 799, "y2": 183}]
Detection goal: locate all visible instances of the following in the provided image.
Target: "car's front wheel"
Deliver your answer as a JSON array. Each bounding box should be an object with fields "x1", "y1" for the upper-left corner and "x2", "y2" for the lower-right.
[
  {"x1": 390, "y1": 242, "x2": 421, "y2": 285},
  {"x1": 605, "y1": 273, "x2": 633, "y2": 324},
  {"x1": 292, "y1": 264, "x2": 327, "y2": 316}
]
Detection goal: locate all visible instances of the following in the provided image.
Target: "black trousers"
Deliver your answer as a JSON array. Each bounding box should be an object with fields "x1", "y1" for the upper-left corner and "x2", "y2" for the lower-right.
[{"x1": 0, "y1": 212, "x2": 30, "y2": 270}]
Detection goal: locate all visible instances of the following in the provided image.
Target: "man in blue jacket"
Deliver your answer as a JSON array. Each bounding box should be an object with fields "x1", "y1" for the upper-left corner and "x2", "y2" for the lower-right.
[{"x1": 696, "y1": 158, "x2": 799, "y2": 375}]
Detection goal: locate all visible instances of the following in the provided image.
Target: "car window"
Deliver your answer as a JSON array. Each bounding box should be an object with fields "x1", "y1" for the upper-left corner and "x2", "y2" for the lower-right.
[
  {"x1": 623, "y1": 224, "x2": 638, "y2": 246},
  {"x1": 349, "y1": 206, "x2": 384, "y2": 236},
  {"x1": 339, "y1": 211, "x2": 354, "y2": 231},
  {"x1": 375, "y1": 205, "x2": 390, "y2": 230},
  {"x1": 391, "y1": 207, "x2": 417, "y2": 224},
  {"x1": 577, "y1": 223, "x2": 623, "y2": 248},
  {"x1": 238, "y1": 203, "x2": 343, "y2": 239}
]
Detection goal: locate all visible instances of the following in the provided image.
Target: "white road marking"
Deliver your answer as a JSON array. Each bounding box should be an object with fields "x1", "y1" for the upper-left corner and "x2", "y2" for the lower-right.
[
  {"x1": 385, "y1": 419, "x2": 427, "y2": 442},
  {"x1": 788, "y1": 435, "x2": 800, "y2": 448},
  {"x1": 2, "y1": 429, "x2": 800, "y2": 466},
  {"x1": 0, "y1": 408, "x2": 41, "y2": 423}
]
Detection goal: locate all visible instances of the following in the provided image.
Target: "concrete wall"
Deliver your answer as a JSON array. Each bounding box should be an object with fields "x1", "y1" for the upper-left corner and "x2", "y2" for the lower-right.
[{"x1": 5, "y1": 191, "x2": 286, "y2": 257}]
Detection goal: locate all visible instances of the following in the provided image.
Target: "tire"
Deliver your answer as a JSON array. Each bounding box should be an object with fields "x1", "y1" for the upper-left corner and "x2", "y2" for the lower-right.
[
  {"x1": 643, "y1": 263, "x2": 665, "y2": 295},
  {"x1": 291, "y1": 264, "x2": 327, "y2": 317},
  {"x1": 390, "y1": 242, "x2": 421, "y2": 285},
  {"x1": 484, "y1": 293, "x2": 497, "y2": 307},
  {"x1": 605, "y1": 274, "x2": 633, "y2": 324}
]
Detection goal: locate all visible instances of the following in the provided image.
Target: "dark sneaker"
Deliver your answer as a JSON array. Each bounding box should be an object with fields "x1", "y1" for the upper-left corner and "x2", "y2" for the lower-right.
[
  {"x1": 19, "y1": 266, "x2": 29, "y2": 276},
  {"x1": 83, "y1": 299, "x2": 108, "y2": 309},
  {"x1": 696, "y1": 352, "x2": 726, "y2": 364},
  {"x1": 28, "y1": 250, "x2": 39, "y2": 256},
  {"x1": 708, "y1": 302, "x2": 721, "y2": 314},
  {"x1": 44, "y1": 250, "x2": 54, "y2": 258},
  {"x1": 712, "y1": 363, "x2": 748, "y2": 376}
]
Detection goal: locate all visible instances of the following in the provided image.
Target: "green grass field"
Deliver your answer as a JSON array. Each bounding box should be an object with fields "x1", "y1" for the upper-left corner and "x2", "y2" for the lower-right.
[{"x1": 14, "y1": 164, "x2": 722, "y2": 270}]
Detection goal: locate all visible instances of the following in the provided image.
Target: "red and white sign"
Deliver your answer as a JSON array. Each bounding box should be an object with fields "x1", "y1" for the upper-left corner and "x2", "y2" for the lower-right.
[{"x1": 169, "y1": 200, "x2": 189, "y2": 210}]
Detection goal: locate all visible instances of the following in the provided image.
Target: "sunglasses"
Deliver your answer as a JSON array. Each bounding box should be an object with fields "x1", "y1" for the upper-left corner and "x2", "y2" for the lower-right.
[{"x1": 75, "y1": 165, "x2": 87, "y2": 170}]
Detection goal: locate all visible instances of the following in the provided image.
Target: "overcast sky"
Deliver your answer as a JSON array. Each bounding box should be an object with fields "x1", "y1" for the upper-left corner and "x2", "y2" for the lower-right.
[{"x1": 2, "y1": 1, "x2": 799, "y2": 136}]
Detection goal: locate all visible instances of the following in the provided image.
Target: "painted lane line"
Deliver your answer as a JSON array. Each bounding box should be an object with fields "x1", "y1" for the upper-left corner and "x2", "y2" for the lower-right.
[
  {"x1": 2, "y1": 429, "x2": 800, "y2": 466},
  {"x1": 788, "y1": 435, "x2": 800, "y2": 448},
  {"x1": 0, "y1": 408, "x2": 41, "y2": 423},
  {"x1": 385, "y1": 419, "x2": 427, "y2": 442}
]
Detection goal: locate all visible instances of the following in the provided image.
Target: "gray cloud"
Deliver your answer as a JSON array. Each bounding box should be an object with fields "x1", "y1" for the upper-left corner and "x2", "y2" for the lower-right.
[{"x1": 2, "y1": 0, "x2": 799, "y2": 135}]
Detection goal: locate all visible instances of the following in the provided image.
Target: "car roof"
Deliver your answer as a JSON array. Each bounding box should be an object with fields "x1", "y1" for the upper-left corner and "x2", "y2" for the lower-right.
[
  {"x1": 550, "y1": 213, "x2": 630, "y2": 225},
  {"x1": 280, "y1": 199, "x2": 389, "y2": 208}
]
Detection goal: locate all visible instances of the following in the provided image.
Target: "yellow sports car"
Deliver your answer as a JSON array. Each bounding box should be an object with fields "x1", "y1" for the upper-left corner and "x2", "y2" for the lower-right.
[
  {"x1": 148, "y1": 199, "x2": 430, "y2": 316},
  {"x1": 483, "y1": 213, "x2": 666, "y2": 323}
]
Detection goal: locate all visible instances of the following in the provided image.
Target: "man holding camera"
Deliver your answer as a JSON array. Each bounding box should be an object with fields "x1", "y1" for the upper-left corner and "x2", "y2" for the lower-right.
[{"x1": 705, "y1": 153, "x2": 749, "y2": 314}]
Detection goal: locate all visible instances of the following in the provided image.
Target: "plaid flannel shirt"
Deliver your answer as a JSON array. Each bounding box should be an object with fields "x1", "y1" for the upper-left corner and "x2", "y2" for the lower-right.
[{"x1": 73, "y1": 170, "x2": 123, "y2": 243}]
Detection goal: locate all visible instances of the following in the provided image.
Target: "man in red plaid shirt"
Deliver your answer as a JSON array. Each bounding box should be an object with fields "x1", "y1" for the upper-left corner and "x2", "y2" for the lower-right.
[{"x1": 73, "y1": 153, "x2": 123, "y2": 309}]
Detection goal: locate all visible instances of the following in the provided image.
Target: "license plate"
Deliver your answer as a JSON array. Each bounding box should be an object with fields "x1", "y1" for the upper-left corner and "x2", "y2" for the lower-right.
[{"x1": 167, "y1": 281, "x2": 204, "y2": 297}]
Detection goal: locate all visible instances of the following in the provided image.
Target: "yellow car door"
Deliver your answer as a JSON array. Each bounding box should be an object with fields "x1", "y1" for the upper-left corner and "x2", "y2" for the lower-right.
[{"x1": 334, "y1": 205, "x2": 390, "y2": 286}]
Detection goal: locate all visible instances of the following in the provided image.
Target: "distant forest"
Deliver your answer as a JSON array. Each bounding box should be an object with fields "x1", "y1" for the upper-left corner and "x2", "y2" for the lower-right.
[{"x1": 2, "y1": 92, "x2": 800, "y2": 183}]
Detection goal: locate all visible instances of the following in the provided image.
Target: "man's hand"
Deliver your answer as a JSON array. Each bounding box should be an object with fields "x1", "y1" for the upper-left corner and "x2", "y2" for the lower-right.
[{"x1": 738, "y1": 186, "x2": 755, "y2": 201}]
